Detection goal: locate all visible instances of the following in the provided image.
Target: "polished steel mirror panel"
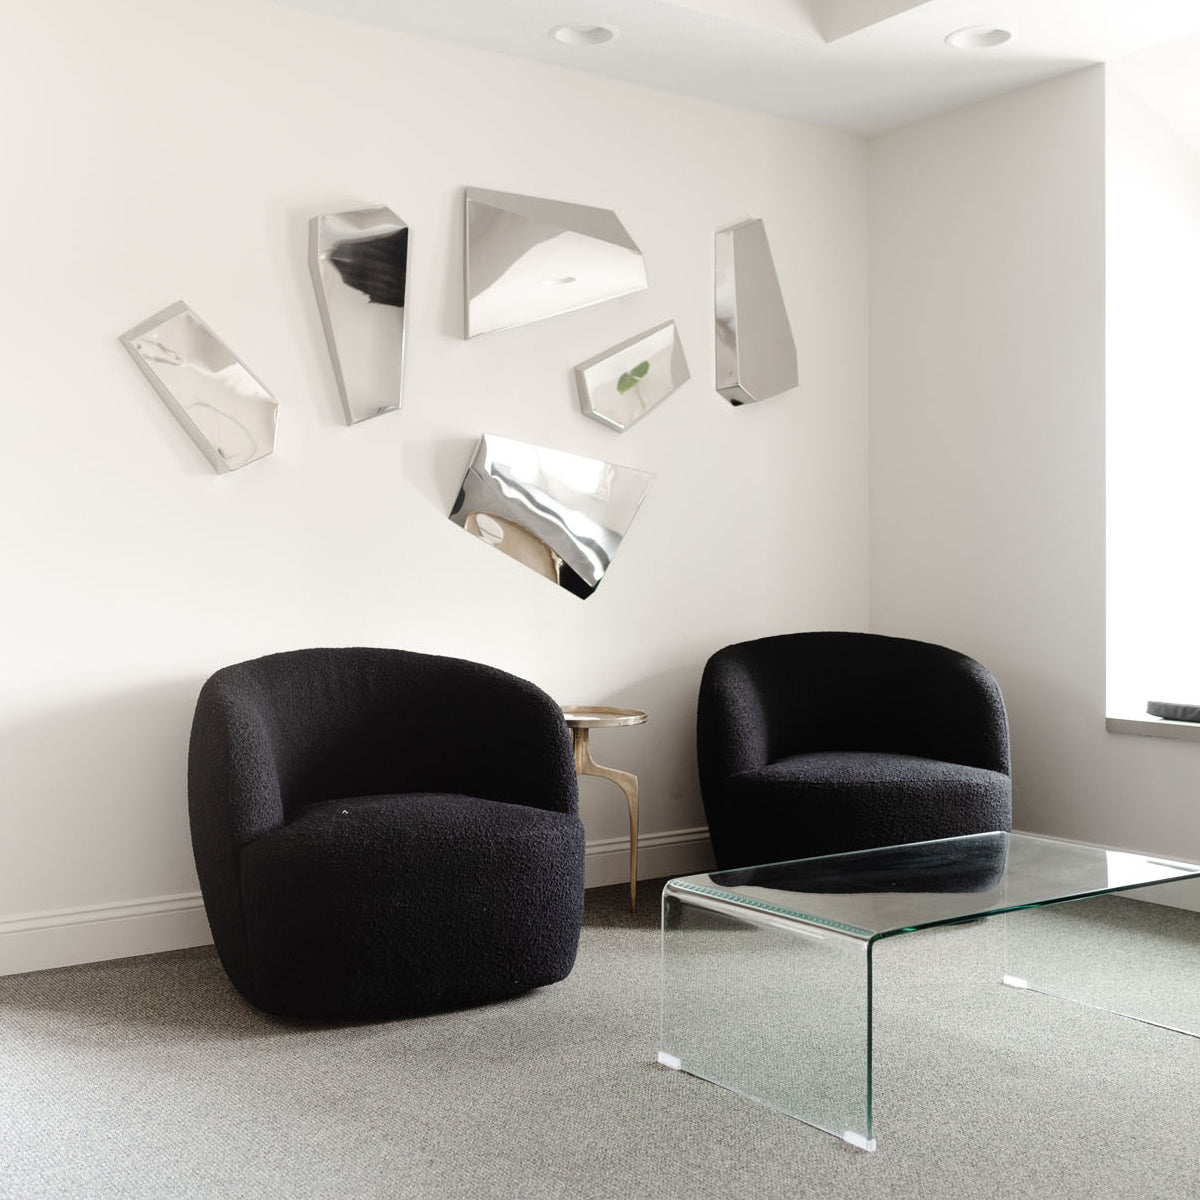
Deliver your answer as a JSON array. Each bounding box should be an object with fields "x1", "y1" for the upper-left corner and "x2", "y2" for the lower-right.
[
  {"x1": 574, "y1": 320, "x2": 690, "y2": 432},
  {"x1": 464, "y1": 187, "x2": 647, "y2": 338},
  {"x1": 309, "y1": 206, "x2": 408, "y2": 424},
  {"x1": 714, "y1": 218, "x2": 798, "y2": 405},
  {"x1": 449, "y1": 433, "x2": 653, "y2": 597},
  {"x1": 119, "y1": 301, "x2": 278, "y2": 472}
]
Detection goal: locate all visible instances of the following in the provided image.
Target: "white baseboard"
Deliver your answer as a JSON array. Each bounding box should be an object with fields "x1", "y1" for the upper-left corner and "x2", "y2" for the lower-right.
[
  {"x1": 0, "y1": 826, "x2": 716, "y2": 978},
  {"x1": 584, "y1": 825, "x2": 715, "y2": 889},
  {"x1": 0, "y1": 892, "x2": 212, "y2": 978}
]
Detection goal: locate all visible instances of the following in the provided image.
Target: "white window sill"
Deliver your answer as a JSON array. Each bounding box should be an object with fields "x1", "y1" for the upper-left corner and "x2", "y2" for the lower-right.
[{"x1": 1106, "y1": 715, "x2": 1200, "y2": 742}]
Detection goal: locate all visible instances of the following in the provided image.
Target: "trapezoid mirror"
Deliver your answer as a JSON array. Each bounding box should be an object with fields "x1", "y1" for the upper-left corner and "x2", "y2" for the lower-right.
[
  {"x1": 575, "y1": 320, "x2": 690, "y2": 432},
  {"x1": 309, "y1": 206, "x2": 408, "y2": 424},
  {"x1": 449, "y1": 433, "x2": 654, "y2": 598},
  {"x1": 119, "y1": 301, "x2": 278, "y2": 473},
  {"x1": 464, "y1": 187, "x2": 647, "y2": 338},
  {"x1": 714, "y1": 218, "x2": 798, "y2": 405}
]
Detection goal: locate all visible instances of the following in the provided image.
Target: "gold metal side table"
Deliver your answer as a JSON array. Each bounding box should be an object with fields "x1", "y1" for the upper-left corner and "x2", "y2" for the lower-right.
[{"x1": 561, "y1": 705, "x2": 648, "y2": 912}]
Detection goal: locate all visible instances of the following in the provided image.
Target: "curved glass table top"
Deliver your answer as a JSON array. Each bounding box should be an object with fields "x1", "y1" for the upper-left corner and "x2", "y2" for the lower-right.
[{"x1": 665, "y1": 831, "x2": 1200, "y2": 941}]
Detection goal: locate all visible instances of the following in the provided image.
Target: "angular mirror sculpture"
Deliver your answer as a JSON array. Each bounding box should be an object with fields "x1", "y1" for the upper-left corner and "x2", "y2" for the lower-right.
[
  {"x1": 464, "y1": 188, "x2": 647, "y2": 338},
  {"x1": 575, "y1": 320, "x2": 690, "y2": 432},
  {"x1": 714, "y1": 218, "x2": 798, "y2": 405},
  {"x1": 119, "y1": 301, "x2": 278, "y2": 472},
  {"x1": 309, "y1": 206, "x2": 408, "y2": 424},
  {"x1": 449, "y1": 433, "x2": 653, "y2": 598}
]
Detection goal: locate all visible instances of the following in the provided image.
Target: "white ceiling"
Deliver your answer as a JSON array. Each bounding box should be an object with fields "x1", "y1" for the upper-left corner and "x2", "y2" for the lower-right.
[{"x1": 265, "y1": 0, "x2": 1200, "y2": 135}]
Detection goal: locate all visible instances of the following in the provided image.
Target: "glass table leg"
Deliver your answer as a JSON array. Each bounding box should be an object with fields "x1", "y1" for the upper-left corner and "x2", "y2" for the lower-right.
[
  {"x1": 1002, "y1": 887, "x2": 1200, "y2": 1036},
  {"x1": 659, "y1": 882, "x2": 876, "y2": 1150}
]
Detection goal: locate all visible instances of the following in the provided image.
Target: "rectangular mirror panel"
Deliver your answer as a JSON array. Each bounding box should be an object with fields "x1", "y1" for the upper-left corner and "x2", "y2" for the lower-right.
[{"x1": 310, "y1": 206, "x2": 408, "y2": 424}]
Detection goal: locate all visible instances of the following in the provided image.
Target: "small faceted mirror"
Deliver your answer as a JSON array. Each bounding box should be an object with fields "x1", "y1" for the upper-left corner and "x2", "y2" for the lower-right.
[
  {"x1": 119, "y1": 301, "x2": 278, "y2": 472},
  {"x1": 714, "y1": 218, "x2": 798, "y2": 405},
  {"x1": 575, "y1": 321, "x2": 690, "y2": 432}
]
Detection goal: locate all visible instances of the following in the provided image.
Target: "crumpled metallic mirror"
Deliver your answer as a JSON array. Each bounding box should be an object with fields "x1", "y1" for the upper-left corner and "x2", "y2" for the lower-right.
[
  {"x1": 449, "y1": 433, "x2": 654, "y2": 597},
  {"x1": 714, "y1": 218, "x2": 798, "y2": 405},
  {"x1": 309, "y1": 206, "x2": 408, "y2": 424},
  {"x1": 574, "y1": 320, "x2": 690, "y2": 432},
  {"x1": 464, "y1": 188, "x2": 647, "y2": 338},
  {"x1": 119, "y1": 301, "x2": 278, "y2": 472}
]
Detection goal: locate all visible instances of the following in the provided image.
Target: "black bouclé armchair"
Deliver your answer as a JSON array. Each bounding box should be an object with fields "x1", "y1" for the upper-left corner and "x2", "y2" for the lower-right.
[
  {"x1": 697, "y1": 632, "x2": 1011, "y2": 870},
  {"x1": 188, "y1": 647, "x2": 585, "y2": 1018}
]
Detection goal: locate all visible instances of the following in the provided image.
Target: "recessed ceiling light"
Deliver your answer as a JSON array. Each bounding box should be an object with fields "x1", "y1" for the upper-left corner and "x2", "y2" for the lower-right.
[
  {"x1": 945, "y1": 26, "x2": 1013, "y2": 50},
  {"x1": 549, "y1": 23, "x2": 618, "y2": 47}
]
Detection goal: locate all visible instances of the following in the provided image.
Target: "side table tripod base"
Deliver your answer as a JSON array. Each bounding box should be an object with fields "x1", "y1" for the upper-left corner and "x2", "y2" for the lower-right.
[{"x1": 561, "y1": 705, "x2": 647, "y2": 912}]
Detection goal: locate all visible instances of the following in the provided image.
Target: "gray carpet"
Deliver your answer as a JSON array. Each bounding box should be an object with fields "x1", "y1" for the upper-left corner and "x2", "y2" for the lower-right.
[{"x1": 1, "y1": 883, "x2": 1198, "y2": 1199}]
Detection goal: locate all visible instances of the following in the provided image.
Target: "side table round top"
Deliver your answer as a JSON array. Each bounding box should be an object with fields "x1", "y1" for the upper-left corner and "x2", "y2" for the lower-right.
[{"x1": 560, "y1": 704, "x2": 648, "y2": 729}]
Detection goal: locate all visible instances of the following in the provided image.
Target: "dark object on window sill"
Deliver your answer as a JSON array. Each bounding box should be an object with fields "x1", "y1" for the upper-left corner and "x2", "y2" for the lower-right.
[{"x1": 1147, "y1": 700, "x2": 1200, "y2": 723}]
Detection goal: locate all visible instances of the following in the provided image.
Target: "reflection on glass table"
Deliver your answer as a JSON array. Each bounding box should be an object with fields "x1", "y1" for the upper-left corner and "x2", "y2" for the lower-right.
[{"x1": 659, "y1": 831, "x2": 1200, "y2": 1151}]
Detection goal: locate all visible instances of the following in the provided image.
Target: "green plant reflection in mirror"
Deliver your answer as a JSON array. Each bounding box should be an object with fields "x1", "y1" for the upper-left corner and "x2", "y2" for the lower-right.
[
  {"x1": 574, "y1": 321, "x2": 689, "y2": 432},
  {"x1": 616, "y1": 360, "x2": 650, "y2": 412}
]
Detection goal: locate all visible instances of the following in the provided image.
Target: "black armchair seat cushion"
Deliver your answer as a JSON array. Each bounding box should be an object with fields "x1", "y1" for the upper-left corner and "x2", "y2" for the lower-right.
[
  {"x1": 240, "y1": 792, "x2": 584, "y2": 1018},
  {"x1": 722, "y1": 752, "x2": 1012, "y2": 861},
  {"x1": 744, "y1": 750, "x2": 1009, "y2": 791}
]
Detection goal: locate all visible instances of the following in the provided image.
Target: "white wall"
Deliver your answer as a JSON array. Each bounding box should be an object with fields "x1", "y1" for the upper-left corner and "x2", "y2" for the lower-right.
[
  {"x1": 870, "y1": 66, "x2": 1200, "y2": 864},
  {"x1": 1106, "y1": 71, "x2": 1200, "y2": 713},
  {"x1": 0, "y1": 0, "x2": 869, "y2": 970}
]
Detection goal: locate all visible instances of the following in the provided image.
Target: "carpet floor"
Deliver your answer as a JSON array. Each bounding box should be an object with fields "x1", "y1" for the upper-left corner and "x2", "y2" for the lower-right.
[{"x1": 1, "y1": 881, "x2": 1198, "y2": 1199}]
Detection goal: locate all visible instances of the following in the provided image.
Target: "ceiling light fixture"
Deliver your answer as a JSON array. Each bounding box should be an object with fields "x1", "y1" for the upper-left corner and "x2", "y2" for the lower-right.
[
  {"x1": 945, "y1": 26, "x2": 1013, "y2": 50},
  {"x1": 549, "y1": 23, "x2": 618, "y2": 47}
]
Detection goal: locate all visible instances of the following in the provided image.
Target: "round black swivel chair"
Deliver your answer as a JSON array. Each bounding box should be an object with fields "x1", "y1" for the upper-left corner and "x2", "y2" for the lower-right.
[
  {"x1": 188, "y1": 647, "x2": 585, "y2": 1019},
  {"x1": 697, "y1": 632, "x2": 1011, "y2": 870}
]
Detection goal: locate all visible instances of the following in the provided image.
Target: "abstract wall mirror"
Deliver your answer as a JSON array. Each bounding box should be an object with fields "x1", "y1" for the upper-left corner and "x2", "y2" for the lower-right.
[
  {"x1": 575, "y1": 320, "x2": 690, "y2": 432},
  {"x1": 464, "y1": 187, "x2": 647, "y2": 338},
  {"x1": 309, "y1": 206, "x2": 408, "y2": 424},
  {"x1": 119, "y1": 301, "x2": 278, "y2": 473},
  {"x1": 449, "y1": 433, "x2": 654, "y2": 598},
  {"x1": 714, "y1": 218, "x2": 798, "y2": 405}
]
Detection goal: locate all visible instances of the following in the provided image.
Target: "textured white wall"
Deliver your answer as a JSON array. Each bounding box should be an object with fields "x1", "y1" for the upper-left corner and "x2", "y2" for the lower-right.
[
  {"x1": 870, "y1": 66, "x2": 1200, "y2": 863},
  {"x1": 0, "y1": 0, "x2": 869, "y2": 956}
]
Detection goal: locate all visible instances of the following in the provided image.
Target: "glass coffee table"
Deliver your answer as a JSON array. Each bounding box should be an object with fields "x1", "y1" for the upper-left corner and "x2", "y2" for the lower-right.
[{"x1": 659, "y1": 831, "x2": 1200, "y2": 1151}]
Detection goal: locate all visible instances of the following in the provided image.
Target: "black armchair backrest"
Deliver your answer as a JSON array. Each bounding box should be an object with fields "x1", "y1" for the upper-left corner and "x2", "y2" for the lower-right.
[
  {"x1": 698, "y1": 632, "x2": 1010, "y2": 782},
  {"x1": 190, "y1": 647, "x2": 576, "y2": 840}
]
